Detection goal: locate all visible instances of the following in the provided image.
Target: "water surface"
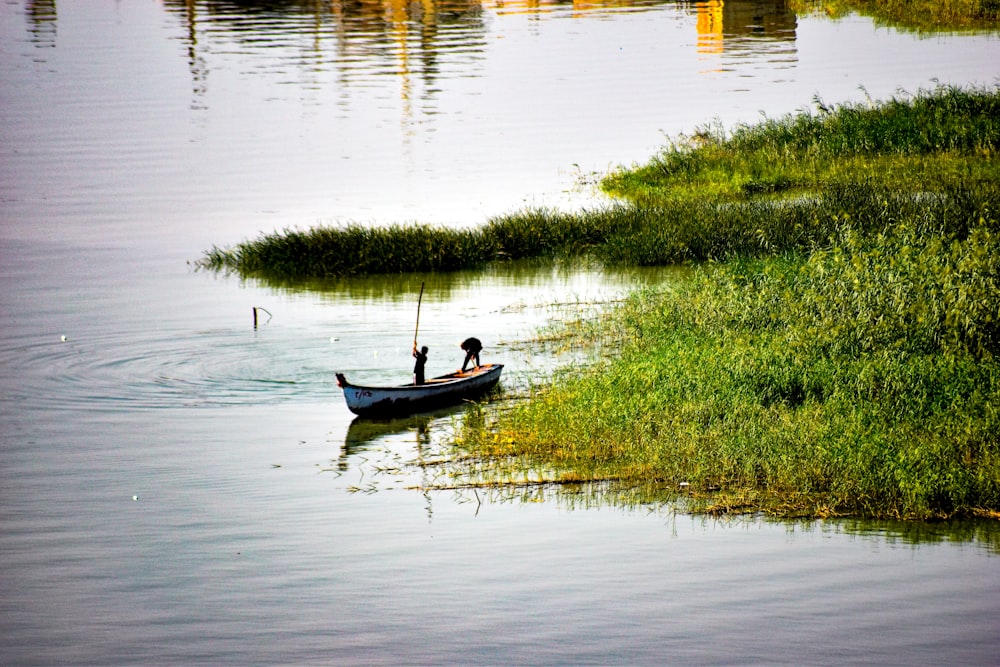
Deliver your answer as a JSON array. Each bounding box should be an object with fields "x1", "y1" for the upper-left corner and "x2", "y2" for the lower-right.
[{"x1": 2, "y1": 1, "x2": 999, "y2": 664}]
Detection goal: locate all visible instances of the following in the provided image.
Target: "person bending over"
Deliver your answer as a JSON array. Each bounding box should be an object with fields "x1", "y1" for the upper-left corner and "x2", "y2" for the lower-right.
[{"x1": 460, "y1": 337, "x2": 482, "y2": 372}]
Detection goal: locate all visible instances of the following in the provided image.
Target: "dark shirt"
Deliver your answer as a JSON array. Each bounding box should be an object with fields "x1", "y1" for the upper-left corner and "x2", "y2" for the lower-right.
[
  {"x1": 413, "y1": 348, "x2": 428, "y2": 384},
  {"x1": 460, "y1": 337, "x2": 482, "y2": 371}
]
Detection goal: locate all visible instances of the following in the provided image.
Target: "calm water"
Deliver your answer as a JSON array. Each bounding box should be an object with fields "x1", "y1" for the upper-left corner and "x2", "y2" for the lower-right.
[{"x1": 2, "y1": 1, "x2": 999, "y2": 664}]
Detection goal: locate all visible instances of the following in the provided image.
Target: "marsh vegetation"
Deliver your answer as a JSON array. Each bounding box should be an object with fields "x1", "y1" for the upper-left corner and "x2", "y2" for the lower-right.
[
  {"x1": 448, "y1": 85, "x2": 1000, "y2": 520},
  {"x1": 202, "y1": 85, "x2": 1000, "y2": 519},
  {"x1": 201, "y1": 86, "x2": 999, "y2": 278}
]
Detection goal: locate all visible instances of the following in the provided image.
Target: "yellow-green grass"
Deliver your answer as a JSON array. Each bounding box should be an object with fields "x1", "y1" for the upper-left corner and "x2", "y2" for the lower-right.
[
  {"x1": 201, "y1": 85, "x2": 1000, "y2": 519},
  {"x1": 447, "y1": 85, "x2": 1000, "y2": 520},
  {"x1": 201, "y1": 86, "x2": 1000, "y2": 282},
  {"x1": 602, "y1": 85, "x2": 1000, "y2": 206},
  {"x1": 456, "y1": 218, "x2": 1000, "y2": 519}
]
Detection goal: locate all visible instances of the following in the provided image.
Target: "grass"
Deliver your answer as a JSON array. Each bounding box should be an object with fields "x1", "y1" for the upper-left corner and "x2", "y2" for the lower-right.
[
  {"x1": 201, "y1": 84, "x2": 1000, "y2": 519},
  {"x1": 201, "y1": 85, "x2": 1000, "y2": 282},
  {"x1": 601, "y1": 84, "x2": 1000, "y2": 205},
  {"x1": 454, "y1": 222, "x2": 1000, "y2": 519},
  {"x1": 447, "y1": 85, "x2": 1000, "y2": 520},
  {"x1": 198, "y1": 210, "x2": 613, "y2": 280}
]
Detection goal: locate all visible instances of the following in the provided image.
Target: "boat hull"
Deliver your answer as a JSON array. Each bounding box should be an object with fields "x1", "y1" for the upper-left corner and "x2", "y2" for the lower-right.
[{"x1": 336, "y1": 363, "x2": 503, "y2": 417}]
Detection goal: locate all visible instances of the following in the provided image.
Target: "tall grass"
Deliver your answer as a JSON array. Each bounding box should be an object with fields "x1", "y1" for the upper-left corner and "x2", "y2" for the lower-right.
[
  {"x1": 456, "y1": 213, "x2": 1000, "y2": 519},
  {"x1": 201, "y1": 223, "x2": 494, "y2": 277},
  {"x1": 200, "y1": 85, "x2": 1000, "y2": 281},
  {"x1": 602, "y1": 84, "x2": 1000, "y2": 205},
  {"x1": 198, "y1": 210, "x2": 620, "y2": 279},
  {"x1": 445, "y1": 85, "x2": 1000, "y2": 520}
]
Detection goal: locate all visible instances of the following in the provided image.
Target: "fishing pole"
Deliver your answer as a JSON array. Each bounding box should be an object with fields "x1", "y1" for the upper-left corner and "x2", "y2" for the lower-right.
[{"x1": 413, "y1": 281, "x2": 425, "y2": 350}]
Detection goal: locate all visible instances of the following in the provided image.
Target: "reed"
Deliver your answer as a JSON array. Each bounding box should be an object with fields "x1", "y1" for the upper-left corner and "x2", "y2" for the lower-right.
[
  {"x1": 602, "y1": 84, "x2": 1000, "y2": 206},
  {"x1": 200, "y1": 223, "x2": 498, "y2": 278},
  {"x1": 457, "y1": 215, "x2": 1000, "y2": 518},
  {"x1": 448, "y1": 85, "x2": 1000, "y2": 520},
  {"x1": 198, "y1": 209, "x2": 625, "y2": 279},
  {"x1": 200, "y1": 86, "x2": 1000, "y2": 281}
]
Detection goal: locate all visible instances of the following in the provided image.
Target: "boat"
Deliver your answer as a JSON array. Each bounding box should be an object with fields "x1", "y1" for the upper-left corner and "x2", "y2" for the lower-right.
[{"x1": 336, "y1": 363, "x2": 504, "y2": 417}]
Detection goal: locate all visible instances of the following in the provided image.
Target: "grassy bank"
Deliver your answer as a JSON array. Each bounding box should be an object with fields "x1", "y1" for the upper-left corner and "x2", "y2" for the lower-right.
[
  {"x1": 601, "y1": 84, "x2": 1000, "y2": 204},
  {"x1": 200, "y1": 86, "x2": 999, "y2": 282},
  {"x1": 201, "y1": 85, "x2": 1000, "y2": 518},
  {"x1": 450, "y1": 86, "x2": 1000, "y2": 520},
  {"x1": 454, "y1": 223, "x2": 1000, "y2": 519}
]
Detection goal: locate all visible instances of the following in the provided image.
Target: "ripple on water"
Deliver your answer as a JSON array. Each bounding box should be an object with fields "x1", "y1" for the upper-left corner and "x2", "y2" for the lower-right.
[{"x1": 0, "y1": 324, "x2": 340, "y2": 413}]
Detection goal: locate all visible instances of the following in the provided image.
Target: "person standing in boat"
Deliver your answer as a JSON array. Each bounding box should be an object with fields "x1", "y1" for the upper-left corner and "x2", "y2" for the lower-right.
[
  {"x1": 460, "y1": 337, "x2": 482, "y2": 372},
  {"x1": 413, "y1": 344, "x2": 428, "y2": 385}
]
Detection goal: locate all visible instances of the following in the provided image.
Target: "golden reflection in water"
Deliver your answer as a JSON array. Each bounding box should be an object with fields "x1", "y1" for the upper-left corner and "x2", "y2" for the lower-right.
[
  {"x1": 692, "y1": 0, "x2": 798, "y2": 73},
  {"x1": 694, "y1": 0, "x2": 798, "y2": 43},
  {"x1": 25, "y1": 0, "x2": 57, "y2": 48},
  {"x1": 154, "y1": 0, "x2": 797, "y2": 106},
  {"x1": 696, "y1": 0, "x2": 725, "y2": 54},
  {"x1": 481, "y1": 0, "x2": 653, "y2": 17}
]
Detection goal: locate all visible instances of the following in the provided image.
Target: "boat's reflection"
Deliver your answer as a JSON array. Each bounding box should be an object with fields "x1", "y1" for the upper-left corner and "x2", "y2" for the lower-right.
[{"x1": 339, "y1": 403, "x2": 467, "y2": 471}]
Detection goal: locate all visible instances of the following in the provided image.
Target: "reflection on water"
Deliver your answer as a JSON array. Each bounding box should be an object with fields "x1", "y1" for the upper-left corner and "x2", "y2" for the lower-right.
[
  {"x1": 695, "y1": 0, "x2": 797, "y2": 50},
  {"x1": 835, "y1": 517, "x2": 1000, "y2": 553},
  {"x1": 25, "y1": 0, "x2": 56, "y2": 48},
  {"x1": 4, "y1": 2, "x2": 1000, "y2": 663},
  {"x1": 158, "y1": 0, "x2": 800, "y2": 111},
  {"x1": 339, "y1": 418, "x2": 1000, "y2": 553},
  {"x1": 693, "y1": 0, "x2": 798, "y2": 77},
  {"x1": 166, "y1": 0, "x2": 491, "y2": 111},
  {"x1": 243, "y1": 255, "x2": 677, "y2": 298},
  {"x1": 342, "y1": 400, "x2": 476, "y2": 458},
  {"x1": 344, "y1": 411, "x2": 440, "y2": 457}
]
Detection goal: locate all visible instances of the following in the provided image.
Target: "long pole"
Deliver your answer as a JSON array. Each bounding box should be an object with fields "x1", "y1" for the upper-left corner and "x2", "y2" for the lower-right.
[{"x1": 413, "y1": 281, "x2": 425, "y2": 350}]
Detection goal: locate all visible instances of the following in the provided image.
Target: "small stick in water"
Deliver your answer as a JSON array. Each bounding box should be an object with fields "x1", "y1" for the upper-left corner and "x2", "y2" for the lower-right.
[{"x1": 253, "y1": 306, "x2": 273, "y2": 329}]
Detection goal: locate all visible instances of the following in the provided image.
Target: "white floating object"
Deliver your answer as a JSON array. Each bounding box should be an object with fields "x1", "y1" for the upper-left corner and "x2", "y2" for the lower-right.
[
  {"x1": 60, "y1": 335, "x2": 68, "y2": 342},
  {"x1": 132, "y1": 495, "x2": 139, "y2": 501}
]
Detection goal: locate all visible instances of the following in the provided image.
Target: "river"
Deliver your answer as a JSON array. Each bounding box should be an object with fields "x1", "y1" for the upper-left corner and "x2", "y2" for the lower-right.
[{"x1": 1, "y1": 1, "x2": 999, "y2": 664}]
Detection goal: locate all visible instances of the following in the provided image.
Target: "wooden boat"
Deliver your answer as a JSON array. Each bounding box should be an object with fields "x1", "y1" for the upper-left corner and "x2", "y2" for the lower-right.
[{"x1": 336, "y1": 363, "x2": 503, "y2": 417}]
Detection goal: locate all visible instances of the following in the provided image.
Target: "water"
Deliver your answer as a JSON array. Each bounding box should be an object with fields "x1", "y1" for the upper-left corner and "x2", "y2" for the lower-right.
[{"x1": 2, "y1": 1, "x2": 999, "y2": 664}]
